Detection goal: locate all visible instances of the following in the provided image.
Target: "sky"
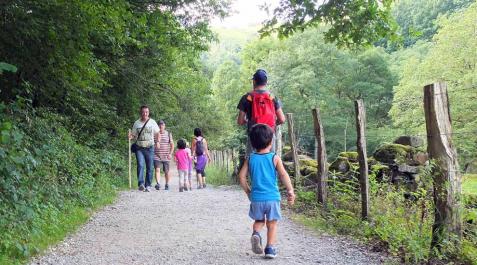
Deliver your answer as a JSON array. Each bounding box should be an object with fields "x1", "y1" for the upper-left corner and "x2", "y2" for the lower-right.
[{"x1": 211, "y1": 0, "x2": 280, "y2": 29}]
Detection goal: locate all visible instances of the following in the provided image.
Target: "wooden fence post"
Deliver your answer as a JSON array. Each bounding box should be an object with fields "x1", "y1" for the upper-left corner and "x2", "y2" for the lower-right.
[
  {"x1": 128, "y1": 129, "x2": 132, "y2": 189},
  {"x1": 424, "y1": 82, "x2": 462, "y2": 252},
  {"x1": 221, "y1": 150, "x2": 225, "y2": 168},
  {"x1": 226, "y1": 150, "x2": 230, "y2": 176},
  {"x1": 312, "y1": 108, "x2": 328, "y2": 206},
  {"x1": 354, "y1": 99, "x2": 370, "y2": 220},
  {"x1": 286, "y1": 113, "x2": 301, "y2": 185},
  {"x1": 232, "y1": 148, "x2": 238, "y2": 182},
  {"x1": 275, "y1": 125, "x2": 282, "y2": 158}
]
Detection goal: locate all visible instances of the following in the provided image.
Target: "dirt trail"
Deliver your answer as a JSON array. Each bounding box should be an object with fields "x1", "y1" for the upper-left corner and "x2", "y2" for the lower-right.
[{"x1": 31, "y1": 167, "x2": 388, "y2": 265}]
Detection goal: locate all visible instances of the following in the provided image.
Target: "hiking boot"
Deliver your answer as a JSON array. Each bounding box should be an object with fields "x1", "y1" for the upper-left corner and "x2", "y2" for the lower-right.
[
  {"x1": 184, "y1": 186, "x2": 188, "y2": 191},
  {"x1": 264, "y1": 245, "x2": 277, "y2": 259},
  {"x1": 203, "y1": 183, "x2": 207, "y2": 188},
  {"x1": 179, "y1": 187, "x2": 183, "y2": 192},
  {"x1": 165, "y1": 184, "x2": 169, "y2": 190},
  {"x1": 197, "y1": 186, "x2": 202, "y2": 189},
  {"x1": 138, "y1": 184, "x2": 145, "y2": 191},
  {"x1": 155, "y1": 184, "x2": 161, "y2": 190},
  {"x1": 251, "y1": 232, "x2": 263, "y2": 254}
]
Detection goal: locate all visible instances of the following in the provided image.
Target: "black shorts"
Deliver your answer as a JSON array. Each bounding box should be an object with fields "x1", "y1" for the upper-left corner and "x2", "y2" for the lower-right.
[
  {"x1": 154, "y1": 160, "x2": 170, "y2": 173},
  {"x1": 196, "y1": 168, "x2": 206, "y2": 176}
]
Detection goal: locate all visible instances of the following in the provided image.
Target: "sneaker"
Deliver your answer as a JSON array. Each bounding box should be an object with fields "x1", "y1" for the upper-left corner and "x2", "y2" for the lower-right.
[
  {"x1": 251, "y1": 232, "x2": 263, "y2": 254},
  {"x1": 264, "y1": 245, "x2": 277, "y2": 259},
  {"x1": 138, "y1": 184, "x2": 145, "y2": 191},
  {"x1": 203, "y1": 183, "x2": 207, "y2": 188},
  {"x1": 179, "y1": 187, "x2": 183, "y2": 192},
  {"x1": 155, "y1": 184, "x2": 161, "y2": 190},
  {"x1": 184, "y1": 186, "x2": 188, "y2": 191},
  {"x1": 197, "y1": 186, "x2": 202, "y2": 189},
  {"x1": 165, "y1": 184, "x2": 169, "y2": 190},
  {"x1": 145, "y1": 186, "x2": 151, "y2": 192}
]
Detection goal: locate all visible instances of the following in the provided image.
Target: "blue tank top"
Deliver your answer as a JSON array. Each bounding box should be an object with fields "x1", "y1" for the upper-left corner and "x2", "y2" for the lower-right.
[{"x1": 249, "y1": 152, "x2": 280, "y2": 202}]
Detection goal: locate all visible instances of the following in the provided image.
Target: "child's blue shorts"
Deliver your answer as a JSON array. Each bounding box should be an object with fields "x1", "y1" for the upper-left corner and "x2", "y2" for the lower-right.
[{"x1": 249, "y1": 201, "x2": 282, "y2": 221}]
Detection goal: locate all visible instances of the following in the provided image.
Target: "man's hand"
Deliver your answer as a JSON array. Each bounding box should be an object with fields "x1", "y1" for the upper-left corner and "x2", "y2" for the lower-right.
[
  {"x1": 128, "y1": 131, "x2": 135, "y2": 140},
  {"x1": 287, "y1": 190, "x2": 296, "y2": 206}
]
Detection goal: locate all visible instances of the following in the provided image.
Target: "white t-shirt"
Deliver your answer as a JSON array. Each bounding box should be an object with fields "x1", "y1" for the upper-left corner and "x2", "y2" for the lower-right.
[{"x1": 132, "y1": 119, "x2": 159, "y2": 148}]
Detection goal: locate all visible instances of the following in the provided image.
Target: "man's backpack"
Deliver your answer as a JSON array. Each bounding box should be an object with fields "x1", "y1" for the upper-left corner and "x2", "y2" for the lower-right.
[
  {"x1": 195, "y1": 137, "x2": 205, "y2": 156},
  {"x1": 247, "y1": 91, "x2": 277, "y2": 130}
]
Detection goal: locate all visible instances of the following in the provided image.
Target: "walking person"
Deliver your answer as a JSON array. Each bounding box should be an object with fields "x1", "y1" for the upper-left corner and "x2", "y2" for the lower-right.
[
  {"x1": 191, "y1": 128, "x2": 211, "y2": 189},
  {"x1": 154, "y1": 120, "x2": 174, "y2": 190},
  {"x1": 128, "y1": 105, "x2": 160, "y2": 192},
  {"x1": 238, "y1": 124, "x2": 295, "y2": 259},
  {"x1": 185, "y1": 141, "x2": 193, "y2": 191},
  {"x1": 237, "y1": 69, "x2": 286, "y2": 157},
  {"x1": 175, "y1": 139, "x2": 192, "y2": 192}
]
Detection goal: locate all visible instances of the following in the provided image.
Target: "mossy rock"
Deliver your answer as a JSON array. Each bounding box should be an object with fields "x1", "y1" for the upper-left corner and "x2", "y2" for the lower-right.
[
  {"x1": 338, "y1": 151, "x2": 358, "y2": 162},
  {"x1": 300, "y1": 165, "x2": 318, "y2": 176},
  {"x1": 282, "y1": 146, "x2": 291, "y2": 153},
  {"x1": 300, "y1": 159, "x2": 318, "y2": 168},
  {"x1": 304, "y1": 172, "x2": 318, "y2": 182},
  {"x1": 283, "y1": 150, "x2": 313, "y2": 162},
  {"x1": 283, "y1": 161, "x2": 294, "y2": 174},
  {"x1": 373, "y1": 143, "x2": 413, "y2": 164},
  {"x1": 393, "y1": 136, "x2": 424, "y2": 147},
  {"x1": 329, "y1": 156, "x2": 351, "y2": 173}
]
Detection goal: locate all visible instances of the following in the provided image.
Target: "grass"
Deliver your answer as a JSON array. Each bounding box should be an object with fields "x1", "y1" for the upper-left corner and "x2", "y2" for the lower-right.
[
  {"x1": 0, "y1": 184, "x2": 124, "y2": 265},
  {"x1": 205, "y1": 164, "x2": 236, "y2": 186},
  {"x1": 463, "y1": 174, "x2": 477, "y2": 195}
]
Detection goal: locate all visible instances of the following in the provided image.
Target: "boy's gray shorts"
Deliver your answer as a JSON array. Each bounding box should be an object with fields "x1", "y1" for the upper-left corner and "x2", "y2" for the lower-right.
[
  {"x1": 154, "y1": 160, "x2": 169, "y2": 173},
  {"x1": 249, "y1": 201, "x2": 282, "y2": 221}
]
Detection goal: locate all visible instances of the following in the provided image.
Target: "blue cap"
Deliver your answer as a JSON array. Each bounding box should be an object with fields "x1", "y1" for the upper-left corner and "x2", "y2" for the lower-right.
[{"x1": 252, "y1": 69, "x2": 267, "y2": 84}]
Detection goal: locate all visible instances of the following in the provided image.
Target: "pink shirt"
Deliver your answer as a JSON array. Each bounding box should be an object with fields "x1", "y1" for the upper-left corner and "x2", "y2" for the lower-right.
[{"x1": 175, "y1": 149, "x2": 190, "y2": 170}]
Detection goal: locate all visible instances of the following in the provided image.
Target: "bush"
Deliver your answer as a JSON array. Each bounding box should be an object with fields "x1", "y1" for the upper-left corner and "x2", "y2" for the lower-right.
[{"x1": 0, "y1": 105, "x2": 127, "y2": 264}]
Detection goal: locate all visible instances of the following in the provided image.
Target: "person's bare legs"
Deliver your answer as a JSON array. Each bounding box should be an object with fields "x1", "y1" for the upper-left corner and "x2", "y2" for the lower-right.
[
  {"x1": 154, "y1": 167, "x2": 161, "y2": 189},
  {"x1": 251, "y1": 220, "x2": 266, "y2": 254},
  {"x1": 253, "y1": 220, "x2": 266, "y2": 233},
  {"x1": 197, "y1": 173, "x2": 203, "y2": 188},
  {"x1": 266, "y1": 220, "x2": 278, "y2": 247},
  {"x1": 165, "y1": 169, "x2": 170, "y2": 185}
]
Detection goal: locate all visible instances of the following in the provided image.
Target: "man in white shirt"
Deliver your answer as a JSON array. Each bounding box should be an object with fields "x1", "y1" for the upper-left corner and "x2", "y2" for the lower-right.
[{"x1": 129, "y1": 105, "x2": 160, "y2": 192}]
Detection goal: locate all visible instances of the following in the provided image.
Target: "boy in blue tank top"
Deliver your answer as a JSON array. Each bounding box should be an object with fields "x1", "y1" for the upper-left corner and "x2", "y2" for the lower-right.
[{"x1": 238, "y1": 124, "x2": 295, "y2": 259}]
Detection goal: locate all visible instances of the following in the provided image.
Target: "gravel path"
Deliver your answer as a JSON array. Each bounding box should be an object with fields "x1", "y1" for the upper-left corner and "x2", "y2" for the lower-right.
[{"x1": 31, "y1": 168, "x2": 388, "y2": 265}]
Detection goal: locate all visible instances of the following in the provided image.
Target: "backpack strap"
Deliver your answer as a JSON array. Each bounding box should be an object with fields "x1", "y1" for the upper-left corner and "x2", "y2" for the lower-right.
[
  {"x1": 247, "y1": 91, "x2": 274, "y2": 102},
  {"x1": 134, "y1": 119, "x2": 150, "y2": 144}
]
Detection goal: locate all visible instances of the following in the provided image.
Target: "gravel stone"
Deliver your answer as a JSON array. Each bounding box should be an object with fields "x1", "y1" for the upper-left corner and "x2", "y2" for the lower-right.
[{"x1": 30, "y1": 168, "x2": 389, "y2": 265}]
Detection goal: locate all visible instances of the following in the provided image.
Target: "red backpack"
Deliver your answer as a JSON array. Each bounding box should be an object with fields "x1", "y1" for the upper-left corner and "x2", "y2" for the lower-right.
[{"x1": 247, "y1": 91, "x2": 277, "y2": 130}]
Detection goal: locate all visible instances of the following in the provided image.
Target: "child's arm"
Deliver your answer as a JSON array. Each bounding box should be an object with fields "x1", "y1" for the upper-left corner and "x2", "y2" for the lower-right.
[
  {"x1": 274, "y1": 155, "x2": 296, "y2": 205},
  {"x1": 238, "y1": 158, "x2": 251, "y2": 199}
]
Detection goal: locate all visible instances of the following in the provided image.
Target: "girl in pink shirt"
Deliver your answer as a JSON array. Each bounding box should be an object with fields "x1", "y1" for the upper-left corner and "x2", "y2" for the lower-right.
[{"x1": 175, "y1": 139, "x2": 191, "y2": 192}]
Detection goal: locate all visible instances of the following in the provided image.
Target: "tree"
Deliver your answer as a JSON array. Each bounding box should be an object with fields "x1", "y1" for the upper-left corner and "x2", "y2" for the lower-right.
[
  {"x1": 389, "y1": 2, "x2": 477, "y2": 169},
  {"x1": 260, "y1": 0, "x2": 398, "y2": 47}
]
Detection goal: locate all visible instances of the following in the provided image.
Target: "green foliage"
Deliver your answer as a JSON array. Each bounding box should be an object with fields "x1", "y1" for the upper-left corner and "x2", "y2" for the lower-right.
[
  {"x1": 388, "y1": 0, "x2": 475, "y2": 49},
  {"x1": 0, "y1": 105, "x2": 127, "y2": 263},
  {"x1": 205, "y1": 164, "x2": 235, "y2": 186},
  {"x1": 0, "y1": 62, "x2": 17, "y2": 74},
  {"x1": 260, "y1": 0, "x2": 398, "y2": 48},
  {"x1": 463, "y1": 174, "x2": 477, "y2": 195},
  {"x1": 389, "y1": 2, "x2": 477, "y2": 166}
]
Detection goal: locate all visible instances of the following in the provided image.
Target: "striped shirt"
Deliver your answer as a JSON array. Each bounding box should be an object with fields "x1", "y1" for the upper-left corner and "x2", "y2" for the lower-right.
[{"x1": 154, "y1": 130, "x2": 173, "y2": 161}]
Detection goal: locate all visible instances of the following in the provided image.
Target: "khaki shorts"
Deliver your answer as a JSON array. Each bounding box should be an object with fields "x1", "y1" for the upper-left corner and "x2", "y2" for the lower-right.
[{"x1": 154, "y1": 160, "x2": 170, "y2": 173}]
